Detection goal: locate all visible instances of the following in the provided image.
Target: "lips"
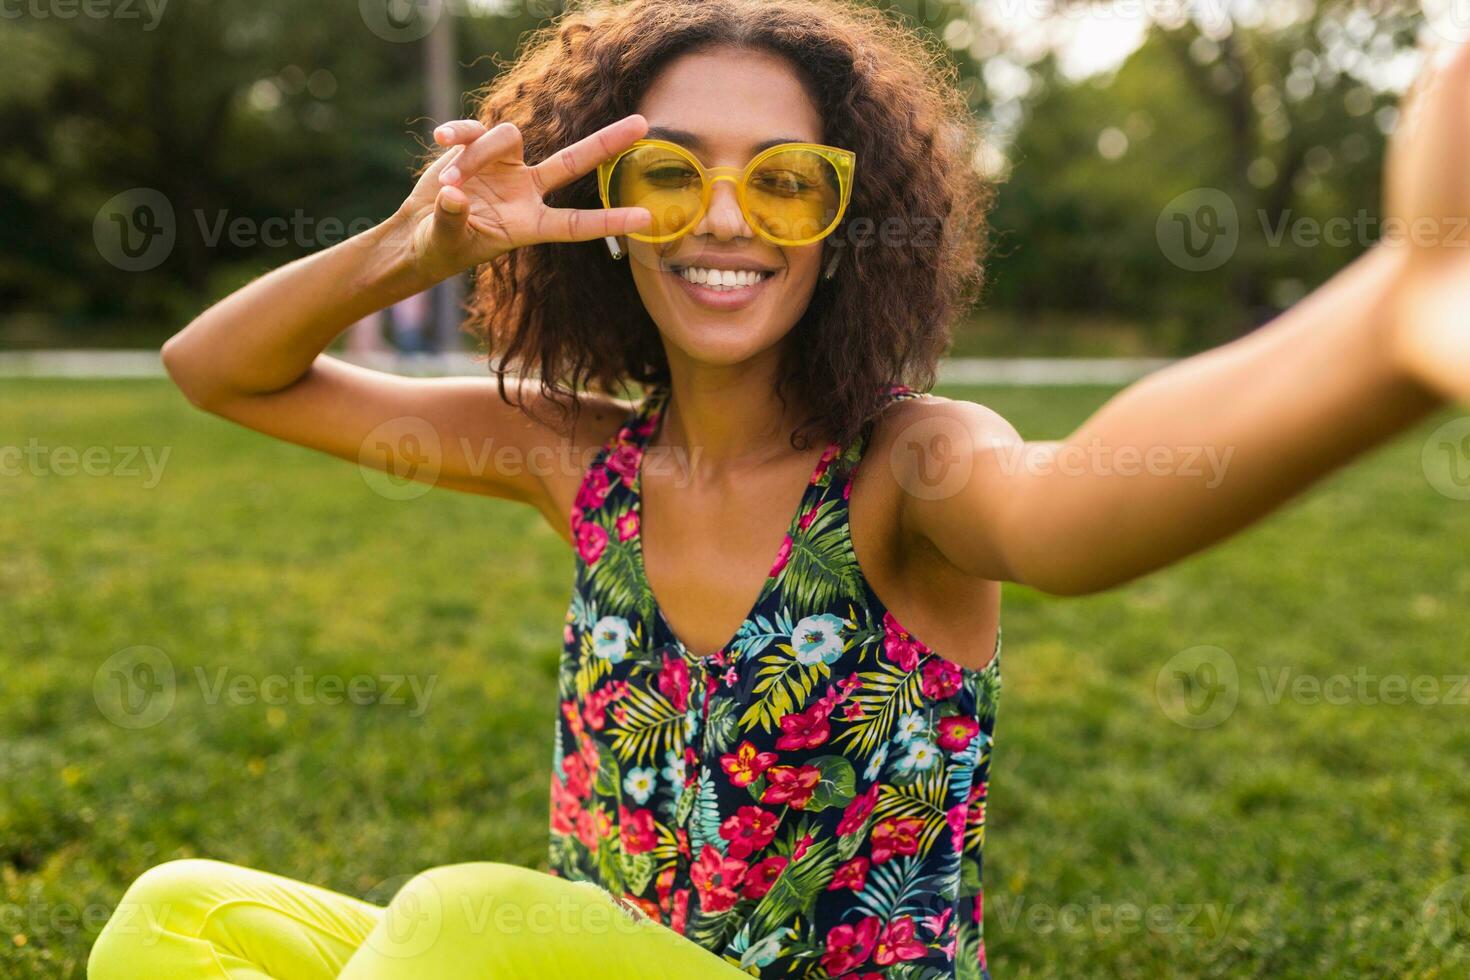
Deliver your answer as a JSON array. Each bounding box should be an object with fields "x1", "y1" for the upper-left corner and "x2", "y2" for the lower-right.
[{"x1": 666, "y1": 263, "x2": 778, "y2": 312}]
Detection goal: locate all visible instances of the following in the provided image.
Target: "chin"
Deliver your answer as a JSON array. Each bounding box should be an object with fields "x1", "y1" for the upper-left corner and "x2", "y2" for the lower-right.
[{"x1": 665, "y1": 321, "x2": 783, "y2": 367}]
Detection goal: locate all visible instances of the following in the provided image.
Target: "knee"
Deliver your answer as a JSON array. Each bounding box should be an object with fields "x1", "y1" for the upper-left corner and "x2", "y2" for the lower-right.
[
  {"x1": 88, "y1": 860, "x2": 229, "y2": 979},
  {"x1": 372, "y1": 862, "x2": 556, "y2": 958}
]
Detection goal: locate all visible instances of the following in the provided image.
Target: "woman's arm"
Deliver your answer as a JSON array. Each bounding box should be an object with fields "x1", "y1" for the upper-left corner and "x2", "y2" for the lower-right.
[
  {"x1": 899, "y1": 44, "x2": 1467, "y2": 597},
  {"x1": 160, "y1": 116, "x2": 652, "y2": 507}
]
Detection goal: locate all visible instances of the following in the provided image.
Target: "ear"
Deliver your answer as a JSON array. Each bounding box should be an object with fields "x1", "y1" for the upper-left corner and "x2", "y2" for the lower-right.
[{"x1": 605, "y1": 236, "x2": 626, "y2": 260}]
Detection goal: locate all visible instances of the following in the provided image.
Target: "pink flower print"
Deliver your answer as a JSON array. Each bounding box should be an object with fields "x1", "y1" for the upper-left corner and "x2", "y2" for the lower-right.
[
  {"x1": 821, "y1": 915, "x2": 880, "y2": 975},
  {"x1": 827, "y1": 856, "x2": 870, "y2": 891},
  {"x1": 874, "y1": 916, "x2": 928, "y2": 965},
  {"x1": 619, "y1": 806, "x2": 658, "y2": 854},
  {"x1": 760, "y1": 765, "x2": 822, "y2": 809},
  {"x1": 659, "y1": 652, "x2": 690, "y2": 712},
  {"x1": 742, "y1": 856, "x2": 788, "y2": 899},
  {"x1": 870, "y1": 816, "x2": 925, "y2": 863},
  {"x1": 776, "y1": 700, "x2": 833, "y2": 751},
  {"x1": 576, "y1": 521, "x2": 609, "y2": 564},
  {"x1": 770, "y1": 535, "x2": 794, "y2": 576},
  {"x1": 936, "y1": 714, "x2": 980, "y2": 753},
  {"x1": 921, "y1": 657, "x2": 963, "y2": 700},
  {"x1": 810, "y1": 442, "x2": 841, "y2": 485},
  {"x1": 881, "y1": 611, "x2": 929, "y2": 671},
  {"x1": 798, "y1": 504, "x2": 821, "y2": 531},
  {"x1": 947, "y1": 802, "x2": 968, "y2": 853},
  {"x1": 837, "y1": 784, "x2": 880, "y2": 836},
  {"x1": 575, "y1": 466, "x2": 612, "y2": 511},
  {"x1": 606, "y1": 442, "x2": 642, "y2": 488},
  {"x1": 719, "y1": 805, "x2": 780, "y2": 859},
  {"x1": 615, "y1": 510, "x2": 639, "y2": 542},
  {"x1": 691, "y1": 844, "x2": 748, "y2": 913}
]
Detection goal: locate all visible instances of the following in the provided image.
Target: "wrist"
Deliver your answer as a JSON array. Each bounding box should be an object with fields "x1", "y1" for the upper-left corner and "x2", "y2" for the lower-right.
[{"x1": 353, "y1": 212, "x2": 442, "y2": 301}]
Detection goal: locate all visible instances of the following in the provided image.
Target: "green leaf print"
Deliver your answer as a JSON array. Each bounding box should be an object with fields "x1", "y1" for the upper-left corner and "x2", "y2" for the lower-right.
[
  {"x1": 736, "y1": 835, "x2": 839, "y2": 949},
  {"x1": 959, "y1": 856, "x2": 982, "y2": 897},
  {"x1": 739, "y1": 645, "x2": 829, "y2": 733},
  {"x1": 873, "y1": 768, "x2": 952, "y2": 859},
  {"x1": 703, "y1": 694, "x2": 740, "y2": 758},
  {"x1": 583, "y1": 510, "x2": 645, "y2": 616},
  {"x1": 887, "y1": 964, "x2": 955, "y2": 980},
  {"x1": 605, "y1": 684, "x2": 683, "y2": 767},
  {"x1": 593, "y1": 743, "x2": 619, "y2": 798},
  {"x1": 852, "y1": 855, "x2": 952, "y2": 923},
  {"x1": 801, "y1": 755, "x2": 857, "y2": 813},
  {"x1": 595, "y1": 835, "x2": 626, "y2": 894},
  {"x1": 772, "y1": 500, "x2": 863, "y2": 612},
  {"x1": 690, "y1": 768, "x2": 725, "y2": 856},
  {"x1": 831, "y1": 664, "x2": 925, "y2": 758},
  {"x1": 618, "y1": 848, "x2": 655, "y2": 896}
]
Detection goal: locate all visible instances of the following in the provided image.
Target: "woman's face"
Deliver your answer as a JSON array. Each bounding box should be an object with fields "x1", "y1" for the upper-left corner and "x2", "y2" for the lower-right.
[{"x1": 624, "y1": 46, "x2": 827, "y2": 369}]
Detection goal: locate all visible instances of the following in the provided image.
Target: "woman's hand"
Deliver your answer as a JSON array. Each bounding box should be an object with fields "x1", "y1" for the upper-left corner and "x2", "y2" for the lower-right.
[
  {"x1": 391, "y1": 114, "x2": 653, "y2": 284},
  {"x1": 1388, "y1": 42, "x2": 1470, "y2": 402}
]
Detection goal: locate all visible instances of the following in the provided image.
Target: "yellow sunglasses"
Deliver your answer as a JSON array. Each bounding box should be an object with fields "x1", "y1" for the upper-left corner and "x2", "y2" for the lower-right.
[{"x1": 597, "y1": 139, "x2": 856, "y2": 254}]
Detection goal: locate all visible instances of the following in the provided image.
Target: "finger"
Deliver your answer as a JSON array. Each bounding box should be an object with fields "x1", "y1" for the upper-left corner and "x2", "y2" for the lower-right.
[
  {"x1": 423, "y1": 142, "x2": 466, "y2": 183},
  {"x1": 441, "y1": 121, "x2": 524, "y2": 187},
  {"x1": 538, "y1": 205, "x2": 652, "y2": 244},
  {"x1": 433, "y1": 119, "x2": 487, "y2": 147},
  {"x1": 530, "y1": 114, "x2": 649, "y2": 195},
  {"x1": 429, "y1": 184, "x2": 471, "y2": 250}
]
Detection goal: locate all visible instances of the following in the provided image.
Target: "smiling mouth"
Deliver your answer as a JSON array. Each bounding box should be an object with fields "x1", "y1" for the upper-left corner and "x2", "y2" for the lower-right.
[{"x1": 669, "y1": 266, "x2": 777, "y2": 293}]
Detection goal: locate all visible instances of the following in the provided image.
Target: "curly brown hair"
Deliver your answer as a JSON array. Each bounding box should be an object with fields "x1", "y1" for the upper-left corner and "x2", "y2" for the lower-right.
[{"x1": 465, "y1": 0, "x2": 991, "y2": 449}]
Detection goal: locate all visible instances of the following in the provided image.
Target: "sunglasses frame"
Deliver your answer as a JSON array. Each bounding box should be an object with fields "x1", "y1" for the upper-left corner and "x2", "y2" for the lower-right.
[{"x1": 597, "y1": 138, "x2": 857, "y2": 248}]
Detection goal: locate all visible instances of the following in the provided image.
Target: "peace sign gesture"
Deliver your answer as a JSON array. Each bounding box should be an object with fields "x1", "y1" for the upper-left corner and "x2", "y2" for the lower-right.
[{"x1": 394, "y1": 114, "x2": 653, "y2": 284}]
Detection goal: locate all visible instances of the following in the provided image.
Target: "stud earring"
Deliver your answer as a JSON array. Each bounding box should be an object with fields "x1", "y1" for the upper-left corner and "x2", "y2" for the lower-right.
[{"x1": 605, "y1": 236, "x2": 626, "y2": 261}]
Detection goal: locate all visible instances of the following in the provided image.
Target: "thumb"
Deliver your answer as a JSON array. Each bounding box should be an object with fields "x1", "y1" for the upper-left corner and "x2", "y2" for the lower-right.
[{"x1": 429, "y1": 184, "x2": 470, "y2": 253}]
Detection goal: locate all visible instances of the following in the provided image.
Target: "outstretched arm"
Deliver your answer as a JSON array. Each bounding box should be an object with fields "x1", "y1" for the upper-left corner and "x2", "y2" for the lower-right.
[{"x1": 902, "y1": 44, "x2": 1468, "y2": 597}]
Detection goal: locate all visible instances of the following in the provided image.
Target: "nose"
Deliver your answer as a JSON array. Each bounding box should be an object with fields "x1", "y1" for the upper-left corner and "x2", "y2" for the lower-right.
[{"x1": 693, "y1": 176, "x2": 754, "y2": 242}]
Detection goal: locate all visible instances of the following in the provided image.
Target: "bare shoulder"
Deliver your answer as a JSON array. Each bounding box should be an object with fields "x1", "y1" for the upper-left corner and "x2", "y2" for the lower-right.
[
  {"x1": 848, "y1": 392, "x2": 1012, "y2": 671},
  {"x1": 865, "y1": 392, "x2": 1024, "y2": 482},
  {"x1": 523, "y1": 385, "x2": 640, "y2": 541}
]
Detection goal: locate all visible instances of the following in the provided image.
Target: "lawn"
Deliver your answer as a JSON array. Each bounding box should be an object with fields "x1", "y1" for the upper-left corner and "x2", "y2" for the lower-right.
[{"x1": 3, "y1": 379, "x2": 1470, "y2": 979}]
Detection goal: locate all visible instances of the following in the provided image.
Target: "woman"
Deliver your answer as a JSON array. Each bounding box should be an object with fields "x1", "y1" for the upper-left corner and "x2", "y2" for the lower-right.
[{"x1": 88, "y1": 0, "x2": 1469, "y2": 977}]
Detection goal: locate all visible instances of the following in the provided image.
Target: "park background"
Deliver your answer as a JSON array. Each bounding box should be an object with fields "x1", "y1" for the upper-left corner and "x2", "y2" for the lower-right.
[{"x1": 5, "y1": 1, "x2": 1470, "y2": 978}]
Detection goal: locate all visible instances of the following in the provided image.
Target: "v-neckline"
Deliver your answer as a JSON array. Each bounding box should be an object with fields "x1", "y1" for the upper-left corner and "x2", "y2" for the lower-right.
[{"x1": 628, "y1": 385, "x2": 841, "y2": 668}]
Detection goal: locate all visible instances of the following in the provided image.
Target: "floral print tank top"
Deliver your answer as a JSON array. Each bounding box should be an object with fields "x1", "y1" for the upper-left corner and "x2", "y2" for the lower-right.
[{"x1": 548, "y1": 384, "x2": 1002, "y2": 979}]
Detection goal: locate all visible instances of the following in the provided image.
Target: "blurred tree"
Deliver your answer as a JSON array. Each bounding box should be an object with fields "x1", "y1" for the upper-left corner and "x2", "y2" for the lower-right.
[
  {"x1": 0, "y1": 0, "x2": 1439, "y2": 354},
  {"x1": 979, "y1": 2, "x2": 1425, "y2": 351}
]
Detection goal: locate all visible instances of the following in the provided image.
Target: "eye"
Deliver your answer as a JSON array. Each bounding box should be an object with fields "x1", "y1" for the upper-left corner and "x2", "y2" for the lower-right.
[
  {"x1": 640, "y1": 161, "x2": 700, "y2": 189},
  {"x1": 750, "y1": 169, "x2": 815, "y2": 197}
]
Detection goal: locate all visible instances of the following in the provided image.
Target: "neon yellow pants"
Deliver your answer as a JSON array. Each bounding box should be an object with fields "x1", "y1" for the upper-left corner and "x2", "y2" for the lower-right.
[{"x1": 87, "y1": 859, "x2": 752, "y2": 979}]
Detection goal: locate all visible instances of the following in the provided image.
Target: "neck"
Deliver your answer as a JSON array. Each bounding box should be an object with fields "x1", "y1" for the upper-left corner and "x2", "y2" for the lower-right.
[{"x1": 657, "y1": 347, "x2": 813, "y2": 470}]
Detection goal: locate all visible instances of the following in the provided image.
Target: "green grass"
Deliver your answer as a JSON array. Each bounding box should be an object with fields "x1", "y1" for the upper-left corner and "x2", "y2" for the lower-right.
[{"x1": 4, "y1": 379, "x2": 1470, "y2": 979}]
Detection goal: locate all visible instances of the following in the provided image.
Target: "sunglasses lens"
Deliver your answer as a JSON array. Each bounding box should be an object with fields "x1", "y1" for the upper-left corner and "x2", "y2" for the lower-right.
[
  {"x1": 607, "y1": 146, "x2": 703, "y2": 240},
  {"x1": 746, "y1": 149, "x2": 843, "y2": 243}
]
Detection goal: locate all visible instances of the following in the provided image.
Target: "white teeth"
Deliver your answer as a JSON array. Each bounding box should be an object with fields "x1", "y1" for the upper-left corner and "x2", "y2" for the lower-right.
[{"x1": 676, "y1": 267, "x2": 771, "y2": 290}]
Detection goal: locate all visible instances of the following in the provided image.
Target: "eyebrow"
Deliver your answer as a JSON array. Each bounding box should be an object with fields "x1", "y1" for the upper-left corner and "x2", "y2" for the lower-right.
[{"x1": 645, "y1": 126, "x2": 810, "y2": 155}]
